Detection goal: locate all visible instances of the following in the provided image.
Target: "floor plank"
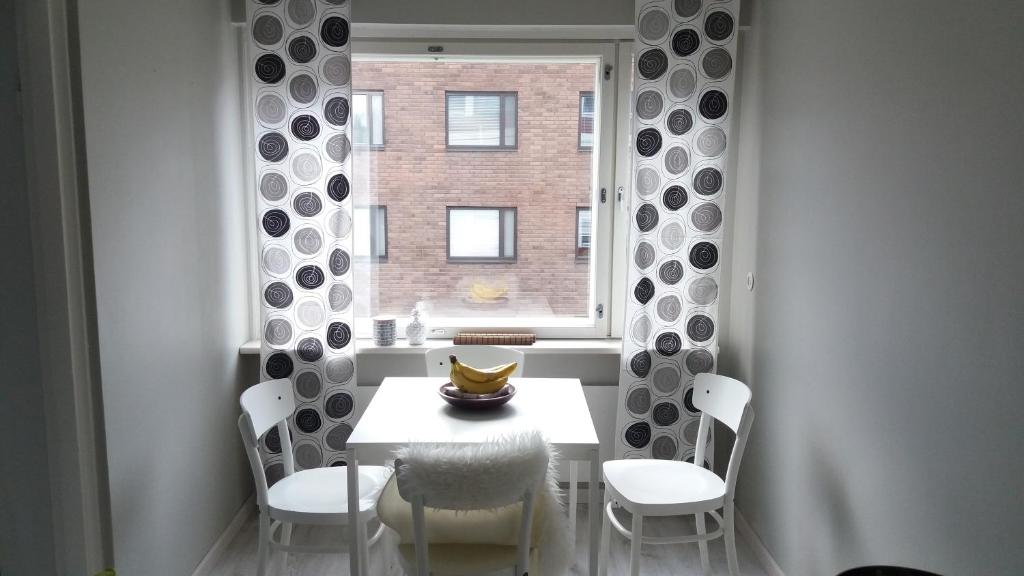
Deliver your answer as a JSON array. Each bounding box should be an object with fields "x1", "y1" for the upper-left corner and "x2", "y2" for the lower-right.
[{"x1": 210, "y1": 503, "x2": 769, "y2": 575}]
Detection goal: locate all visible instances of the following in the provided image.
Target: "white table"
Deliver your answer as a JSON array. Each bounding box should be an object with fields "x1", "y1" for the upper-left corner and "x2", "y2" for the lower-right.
[{"x1": 346, "y1": 377, "x2": 602, "y2": 576}]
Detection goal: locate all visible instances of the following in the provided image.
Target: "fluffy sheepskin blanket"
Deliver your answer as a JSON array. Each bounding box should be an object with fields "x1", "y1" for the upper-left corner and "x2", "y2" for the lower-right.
[{"x1": 392, "y1": 431, "x2": 572, "y2": 576}]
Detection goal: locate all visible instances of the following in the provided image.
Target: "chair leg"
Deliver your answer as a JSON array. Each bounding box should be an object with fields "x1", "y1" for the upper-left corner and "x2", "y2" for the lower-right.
[
  {"x1": 568, "y1": 460, "x2": 578, "y2": 556},
  {"x1": 275, "y1": 521, "x2": 292, "y2": 573},
  {"x1": 598, "y1": 493, "x2": 611, "y2": 576},
  {"x1": 629, "y1": 511, "x2": 643, "y2": 576},
  {"x1": 256, "y1": 512, "x2": 270, "y2": 576},
  {"x1": 695, "y1": 511, "x2": 711, "y2": 575},
  {"x1": 724, "y1": 502, "x2": 739, "y2": 576}
]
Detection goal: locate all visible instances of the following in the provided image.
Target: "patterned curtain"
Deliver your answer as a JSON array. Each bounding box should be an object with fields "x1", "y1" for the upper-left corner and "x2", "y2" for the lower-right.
[
  {"x1": 615, "y1": 0, "x2": 740, "y2": 463},
  {"x1": 246, "y1": 0, "x2": 357, "y2": 482}
]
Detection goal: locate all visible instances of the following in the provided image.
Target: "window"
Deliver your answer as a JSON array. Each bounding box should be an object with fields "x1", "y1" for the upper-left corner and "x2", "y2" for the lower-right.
[
  {"x1": 445, "y1": 92, "x2": 517, "y2": 149},
  {"x1": 576, "y1": 207, "x2": 591, "y2": 260},
  {"x1": 447, "y1": 207, "x2": 516, "y2": 263},
  {"x1": 340, "y1": 41, "x2": 618, "y2": 338},
  {"x1": 354, "y1": 205, "x2": 388, "y2": 261},
  {"x1": 578, "y1": 92, "x2": 595, "y2": 150},
  {"x1": 353, "y1": 90, "x2": 384, "y2": 148}
]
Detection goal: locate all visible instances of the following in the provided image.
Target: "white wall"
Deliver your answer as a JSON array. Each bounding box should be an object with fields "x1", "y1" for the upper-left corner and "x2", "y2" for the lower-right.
[
  {"x1": 76, "y1": 0, "x2": 254, "y2": 573},
  {"x1": 720, "y1": 0, "x2": 1024, "y2": 574},
  {"x1": 0, "y1": 0, "x2": 57, "y2": 572}
]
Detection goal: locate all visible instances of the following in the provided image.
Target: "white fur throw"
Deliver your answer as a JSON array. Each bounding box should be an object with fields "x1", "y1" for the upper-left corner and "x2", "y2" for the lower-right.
[{"x1": 393, "y1": 431, "x2": 572, "y2": 576}]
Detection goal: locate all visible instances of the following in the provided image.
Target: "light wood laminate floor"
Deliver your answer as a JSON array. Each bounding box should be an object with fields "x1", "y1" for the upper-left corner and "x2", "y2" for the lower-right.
[{"x1": 208, "y1": 503, "x2": 769, "y2": 575}]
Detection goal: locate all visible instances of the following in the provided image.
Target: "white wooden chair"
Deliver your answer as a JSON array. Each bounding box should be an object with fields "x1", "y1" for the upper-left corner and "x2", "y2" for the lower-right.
[
  {"x1": 424, "y1": 345, "x2": 525, "y2": 377},
  {"x1": 377, "y1": 433, "x2": 553, "y2": 576},
  {"x1": 599, "y1": 373, "x2": 755, "y2": 576},
  {"x1": 238, "y1": 379, "x2": 391, "y2": 576}
]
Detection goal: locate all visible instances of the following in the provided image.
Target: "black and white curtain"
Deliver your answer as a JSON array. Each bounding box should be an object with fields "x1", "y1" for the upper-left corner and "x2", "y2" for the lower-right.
[
  {"x1": 246, "y1": 0, "x2": 356, "y2": 481},
  {"x1": 616, "y1": 0, "x2": 740, "y2": 463}
]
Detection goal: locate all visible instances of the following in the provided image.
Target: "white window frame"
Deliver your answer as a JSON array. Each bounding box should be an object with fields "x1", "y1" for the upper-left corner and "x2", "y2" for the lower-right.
[{"x1": 244, "y1": 37, "x2": 631, "y2": 341}]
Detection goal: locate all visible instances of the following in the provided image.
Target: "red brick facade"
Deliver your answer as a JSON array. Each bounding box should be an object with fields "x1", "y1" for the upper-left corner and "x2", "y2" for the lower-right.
[{"x1": 351, "y1": 61, "x2": 595, "y2": 318}]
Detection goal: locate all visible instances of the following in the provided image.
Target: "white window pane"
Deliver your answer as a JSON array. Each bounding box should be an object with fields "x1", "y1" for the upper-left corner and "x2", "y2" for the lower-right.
[
  {"x1": 351, "y1": 59, "x2": 599, "y2": 326},
  {"x1": 371, "y1": 94, "x2": 384, "y2": 145},
  {"x1": 353, "y1": 93, "x2": 369, "y2": 145},
  {"x1": 581, "y1": 94, "x2": 594, "y2": 114},
  {"x1": 449, "y1": 210, "x2": 500, "y2": 258},
  {"x1": 579, "y1": 93, "x2": 594, "y2": 149},
  {"x1": 502, "y1": 209, "x2": 516, "y2": 258},
  {"x1": 578, "y1": 209, "x2": 591, "y2": 248},
  {"x1": 354, "y1": 207, "x2": 371, "y2": 257},
  {"x1": 373, "y1": 208, "x2": 387, "y2": 257},
  {"x1": 503, "y1": 95, "x2": 516, "y2": 147},
  {"x1": 448, "y1": 94, "x2": 502, "y2": 146}
]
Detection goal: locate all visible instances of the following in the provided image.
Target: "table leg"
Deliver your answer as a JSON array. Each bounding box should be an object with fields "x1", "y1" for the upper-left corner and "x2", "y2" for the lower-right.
[
  {"x1": 347, "y1": 448, "x2": 362, "y2": 576},
  {"x1": 568, "y1": 460, "x2": 579, "y2": 555},
  {"x1": 588, "y1": 447, "x2": 601, "y2": 576}
]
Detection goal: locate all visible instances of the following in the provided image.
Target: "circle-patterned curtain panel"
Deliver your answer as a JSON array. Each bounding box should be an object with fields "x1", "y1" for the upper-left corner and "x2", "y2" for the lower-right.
[
  {"x1": 615, "y1": 0, "x2": 739, "y2": 461},
  {"x1": 247, "y1": 0, "x2": 355, "y2": 483}
]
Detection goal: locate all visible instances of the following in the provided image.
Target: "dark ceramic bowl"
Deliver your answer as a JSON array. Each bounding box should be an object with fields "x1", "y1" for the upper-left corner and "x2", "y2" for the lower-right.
[{"x1": 438, "y1": 384, "x2": 517, "y2": 409}]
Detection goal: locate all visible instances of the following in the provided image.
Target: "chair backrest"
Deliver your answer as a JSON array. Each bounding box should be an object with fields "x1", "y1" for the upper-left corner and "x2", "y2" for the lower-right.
[
  {"x1": 692, "y1": 373, "x2": 754, "y2": 497},
  {"x1": 394, "y1": 432, "x2": 550, "y2": 576},
  {"x1": 238, "y1": 379, "x2": 296, "y2": 506},
  {"x1": 424, "y1": 345, "x2": 525, "y2": 377}
]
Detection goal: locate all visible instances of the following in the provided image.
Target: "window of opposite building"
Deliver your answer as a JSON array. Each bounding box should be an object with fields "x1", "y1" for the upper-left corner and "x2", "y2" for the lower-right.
[
  {"x1": 353, "y1": 90, "x2": 384, "y2": 148},
  {"x1": 579, "y1": 91, "x2": 595, "y2": 150},
  {"x1": 445, "y1": 92, "x2": 518, "y2": 150},
  {"x1": 447, "y1": 207, "x2": 517, "y2": 263},
  {"x1": 576, "y1": 207, "x2": 591, "y2": 260}
]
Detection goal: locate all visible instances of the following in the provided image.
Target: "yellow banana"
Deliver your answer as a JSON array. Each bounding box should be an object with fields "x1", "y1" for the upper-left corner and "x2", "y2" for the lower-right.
[
  {"x1": 451, "y1": 371, "x2": 508, "y2": 394},
  {"x1": 448, "y1": 355, "x2": 516, "y2": 394},
  {"x1": 450, "y1": 355, "x2": 517, "y2": 382}
]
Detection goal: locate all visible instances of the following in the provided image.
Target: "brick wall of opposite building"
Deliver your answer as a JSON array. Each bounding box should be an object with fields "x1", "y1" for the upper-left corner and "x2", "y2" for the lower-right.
[{"x1": 351, "y1": 61, "x2": 595, "y2": 319}]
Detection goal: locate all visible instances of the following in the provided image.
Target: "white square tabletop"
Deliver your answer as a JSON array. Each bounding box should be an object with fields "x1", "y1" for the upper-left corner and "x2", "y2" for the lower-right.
[{"x1": 348, "y1": 377, "x2": 600, "y2": 454}]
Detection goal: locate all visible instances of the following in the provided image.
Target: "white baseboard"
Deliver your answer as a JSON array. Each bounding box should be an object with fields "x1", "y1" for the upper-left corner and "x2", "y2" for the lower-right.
[
  {"x1": 735, "y1": 508, "x2": 785, "y2": 576},
  {"x1": 192, "y1": 494, "x2": 256, "y2": 576}
]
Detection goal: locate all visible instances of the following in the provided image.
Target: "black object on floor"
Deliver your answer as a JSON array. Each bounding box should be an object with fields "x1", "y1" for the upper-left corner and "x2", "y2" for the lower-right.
[{"x1": 838, "y1": 567, "x2": 942, "y2": 576}]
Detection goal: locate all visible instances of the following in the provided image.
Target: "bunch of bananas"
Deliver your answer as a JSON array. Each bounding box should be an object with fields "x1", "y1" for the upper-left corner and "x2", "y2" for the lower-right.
[{"x1": 449, "y1": 355, "x2": 517, "y2": 394}]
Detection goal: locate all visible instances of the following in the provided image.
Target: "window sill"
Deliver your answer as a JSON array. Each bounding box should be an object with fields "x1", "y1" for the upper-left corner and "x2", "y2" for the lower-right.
[{"x1": 239, "y1": 338, "x2": 622, "y2": 357}]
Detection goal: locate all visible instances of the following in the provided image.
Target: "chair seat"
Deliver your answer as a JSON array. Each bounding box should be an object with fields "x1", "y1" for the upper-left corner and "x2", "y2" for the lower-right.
[
  {"x1": 268, "y1": 466, "x2": 390, "y2": 525},
  {"x1": 604, "y1": 459, "x2": 726, "y2": 516},
  {"x1": 377, "y1": 474, "x2": 543, "y2": 546}
]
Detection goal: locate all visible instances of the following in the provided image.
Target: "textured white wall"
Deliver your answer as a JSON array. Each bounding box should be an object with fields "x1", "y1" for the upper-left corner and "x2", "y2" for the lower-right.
[
  {"x1": 76, "y1": 0, "x2": 255, "y2": 573},
  {"x1": 720, "y1": 0, "x2": 1024, "y2": 574}
]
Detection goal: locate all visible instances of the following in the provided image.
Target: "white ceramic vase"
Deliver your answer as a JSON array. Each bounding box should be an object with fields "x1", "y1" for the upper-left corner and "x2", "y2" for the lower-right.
[{"x1": 406, "y1": 308, "x2": 426, "y2": 346}]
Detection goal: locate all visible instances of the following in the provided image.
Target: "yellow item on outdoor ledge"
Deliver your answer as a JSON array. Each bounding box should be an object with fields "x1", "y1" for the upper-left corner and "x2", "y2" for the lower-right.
[
  {"x1": 449, "y1": 355, "x2": 517, "y2": 395},
  {"x1": 469, "y1": 282, "x2": 508, "y2": 302}
]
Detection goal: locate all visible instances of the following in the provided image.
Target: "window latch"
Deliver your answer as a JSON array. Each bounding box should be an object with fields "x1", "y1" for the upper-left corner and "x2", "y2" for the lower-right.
[
  {"x1": 596, "y1": 304, "x2": 604, "y2": 319},
  {"x1": 600, "y1": 188, "x2": 607, "y2": 203},
  {"x1": 604, "y1": 64, "x2": 613, "y2": 81}
]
